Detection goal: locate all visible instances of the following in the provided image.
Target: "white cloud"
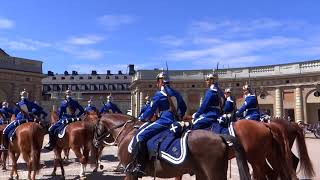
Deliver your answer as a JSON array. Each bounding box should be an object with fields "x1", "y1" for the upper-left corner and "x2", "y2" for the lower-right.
[
  {"x1": 60, "y1": 45, "x2": 106, "y2": 60},
  {"x1": 148, "y1": 35, "x2": 185, "y2": 47},
  {"x1": 97, "y1": 14, "x2": 136, "y2": 31},
  {"x1": 167, "y1": 36, "x2": 302, "y2": 63},
  {"x1": 0, "y1": 38, "x2": 51, "y2": 51},
  {"x1": 67, "y1": 35, "x2": 105, "y2": 45},
  {"x1": 0, "y1": 18, "x2": 14, "y2": 29}
]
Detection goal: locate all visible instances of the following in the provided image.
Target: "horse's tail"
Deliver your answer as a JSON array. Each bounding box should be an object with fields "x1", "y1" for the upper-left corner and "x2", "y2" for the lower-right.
[
  {"x1": 292, "y1": 123, "x2": 315, "y2": 177},
  {"x1": 220, "y1": 135, "x2": 251, "y2": 180},
  {"x1": 30, "y1": 125, "x2": 42, "y2": 174},
  {"x1": 267, "y1": 123, "x2": 294, "y2": 179}
]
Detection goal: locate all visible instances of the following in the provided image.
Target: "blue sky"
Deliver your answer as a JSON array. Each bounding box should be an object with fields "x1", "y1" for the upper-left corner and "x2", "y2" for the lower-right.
[{"x1": 0, "y1": 0, "x2": 320, "y2": 74}]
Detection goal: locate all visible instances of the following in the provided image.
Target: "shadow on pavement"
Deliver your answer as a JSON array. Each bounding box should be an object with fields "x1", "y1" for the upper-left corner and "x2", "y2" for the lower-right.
[{"x1": 100, "y1": 154, "x2": 119, "y2": 162}]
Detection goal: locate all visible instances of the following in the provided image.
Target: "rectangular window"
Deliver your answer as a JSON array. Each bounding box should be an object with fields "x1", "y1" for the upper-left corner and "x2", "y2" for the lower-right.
[
  {"x1": 71, "y1": 84, "x2": 77, "y2": 91},
  {"x1": 81, "y1": 84, "x2": 87, "y2": 91},
  {"x1": 99, "y1": 84, "x2": 105, "y2": 91}
]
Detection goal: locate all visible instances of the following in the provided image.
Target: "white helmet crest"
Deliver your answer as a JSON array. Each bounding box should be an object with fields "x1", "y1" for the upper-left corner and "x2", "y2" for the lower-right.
[
  {"x1": 206, "y1": 73, "x2": 218, "y2": 80},
  {"x1": 156, "y1": 71, "x2": 169, "y2": 83},
  {"x1": 20, "y1": 89, "x2": 28, "y2": 99}
]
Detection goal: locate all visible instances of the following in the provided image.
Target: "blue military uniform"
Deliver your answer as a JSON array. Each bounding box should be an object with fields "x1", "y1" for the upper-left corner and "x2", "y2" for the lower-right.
[
  {"x1": 137, "y1": 85, "x2": 187, "y2": 141},
  {"x1": 1, "y1": 93, "x2": 47, "y2": 151},
  {"x1": 138, "y1": 102, "x2": 150, "y2": 118},
  {"x1": 0, "y1": 107, "x2": 14, "y2": 125},
  {"x1": 236, "y1": 93, "x2": 260, "y2": 121},
  {"x1": 84, "y1": 104, "x2": 97, "y2": 113},
  {"x1": 192, "y1": 83, "x2": 221, "y2": 130},
  {"x1": 224, "y1": 97, "x2": 235, "y2": 114},
  {"x1": 44, "y1": 92, "x2": 84, "y2": 151},
  {"x1": 129, "y1": 72, "x2": 187, "y2": 177},
  {"x1": 100, "y1": 102, "x2": 122, "y2": 114}
]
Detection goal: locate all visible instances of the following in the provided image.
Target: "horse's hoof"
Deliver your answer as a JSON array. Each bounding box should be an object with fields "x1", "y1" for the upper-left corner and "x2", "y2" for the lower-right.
[
  {"x1": 15, "y1": 176, "x2": 19, "y2": 180},
  {"x1": 8, "y1": 177, "x2": 14, "y2": 180},
  {"x1": 51, "y1": 172, "x2": 56, "y2": 176},
  {"x1": 99, "y1": 165, "x2": 104, "y2": 170},
  {"x1": 93, "y1": 168, "x2": 97, "y2": 173}
]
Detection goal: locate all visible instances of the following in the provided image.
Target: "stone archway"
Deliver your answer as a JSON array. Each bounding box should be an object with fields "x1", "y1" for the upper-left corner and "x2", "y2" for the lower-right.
[{"x1": 305, "y1": 89, "x2": 320, "y2": 123}]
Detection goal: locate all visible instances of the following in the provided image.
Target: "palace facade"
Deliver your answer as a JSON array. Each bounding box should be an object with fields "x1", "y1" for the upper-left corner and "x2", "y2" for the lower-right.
[
  {"x1": 130, "y1": 60, "x2": 320, "y2": 124},
  {"x1": 41, "y1": 65, "x2": 135, "y2": 113},
  {"x1": 0, "y1": 49, "x2": 43, "y2": 104}
]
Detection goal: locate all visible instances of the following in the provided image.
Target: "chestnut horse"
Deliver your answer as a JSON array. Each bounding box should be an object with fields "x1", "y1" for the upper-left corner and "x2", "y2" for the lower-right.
[
  {"x1": 268, "y1": 118, "x2": 314, "y2": 178},
  {"x1": 179, "y1": 117, "x2": 294, "y2": 180},
  {"x1": 8, "y1": 122, "x2": 45, "y2": 180},
  {"x1": 94, "y1": 114, "x2": 251, "y2": 180},
  {"x1": 0, "y1": 112, "x2": 16, "y2": 170},
  {"x1": 50, "y1": 111, "x2": 97, "y2": 179}
]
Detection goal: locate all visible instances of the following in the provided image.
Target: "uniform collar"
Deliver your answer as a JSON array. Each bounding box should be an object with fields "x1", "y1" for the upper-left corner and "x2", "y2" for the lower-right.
[
  {"x1": 209, "y1": 84, "x2": 218, "y2": 91},
  {"x1": 227, "y1": 96, "x2": 234, "y2": 102},
  {"x1": 160, "y1": 85, "x2": 168, "y2": 96},
  {"x1": 245, "y1": 93, "x2": 255, "y2": 98}
]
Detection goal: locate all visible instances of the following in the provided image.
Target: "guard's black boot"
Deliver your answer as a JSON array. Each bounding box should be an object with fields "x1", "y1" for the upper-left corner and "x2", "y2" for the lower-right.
[
  {"x1": 44, "y1": 134, "x2": 55, "y2": 151},
  {"x1": 131, "y1": 142, "x2": 147, "y2": 177},
  {"x1": 0, "y1": 136, "x2": 8, "y2": 152}
]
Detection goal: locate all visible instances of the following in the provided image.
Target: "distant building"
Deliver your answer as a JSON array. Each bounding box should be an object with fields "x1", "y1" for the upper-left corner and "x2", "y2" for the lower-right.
[
  {"x1": 41, "y1": 64, "x2": 135, "y2": 113},
  {"x1": 130, "y1": 60, "x2": 320, "y2": 124},
  {"x1": 0, "y1": 48, "x2": 43, "y2": 104}
]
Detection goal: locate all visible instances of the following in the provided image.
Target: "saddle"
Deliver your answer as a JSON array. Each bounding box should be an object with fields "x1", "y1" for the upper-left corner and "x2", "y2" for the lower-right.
[{"x1": 128, "y1": 122, "x2": 190, "y2": 165}]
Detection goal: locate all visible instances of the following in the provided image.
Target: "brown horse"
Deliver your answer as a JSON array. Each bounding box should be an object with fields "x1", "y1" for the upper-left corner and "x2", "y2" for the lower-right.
[
  {"x1": 50, "y1": 111, "x2": 97, "y2": 179},
  {"x1": 179, "y1": 117, "x2": 294, "y2": 180},
  {"x1": 268, "y1": 118, "x2": 315, "y2": 178},
  {"x1": 8, "y1": 122, "x2": 45, "y2": 180},
  {"x1": 0, "y1": 112, "x2": 16, "y2": 170},
  {"x1": 94, "y1": 114, "x2": 251, "y2": 180}
]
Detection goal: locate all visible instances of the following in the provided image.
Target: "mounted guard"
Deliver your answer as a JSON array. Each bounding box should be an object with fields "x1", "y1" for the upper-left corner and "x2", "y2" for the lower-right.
[
  {"x1": 99, "y1": 94, "x2": 122, "y2": 114},
  {"x1": 236, "y1": 84, "x2": 260, "y2": 121},
  {"x1": 1, "y1": 89, "x2": 47, "y2": 151},
  {"x1": 84, "y1": 97, "x2": 98, "y2": 114},
  {"x1": 0, "y1": 101, "x2": 14, "y2": 125},
  {"x1": 217, "y1": 88, "x2": 236, "y2": 125},
  {"x1": 192, "y1": 73, "x2": 223, "y2": 130},
  {"x1": 44, "y1": 89, "x2": 84, "y2": 151},
  {"x1": 129, "y1": 71, "x2": 187, "y2": 177}
]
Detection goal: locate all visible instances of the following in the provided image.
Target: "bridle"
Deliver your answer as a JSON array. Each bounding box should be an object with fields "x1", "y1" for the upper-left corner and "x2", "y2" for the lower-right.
[{"x1": 95, "y1": 119, "x2": 135, "y2": 146}]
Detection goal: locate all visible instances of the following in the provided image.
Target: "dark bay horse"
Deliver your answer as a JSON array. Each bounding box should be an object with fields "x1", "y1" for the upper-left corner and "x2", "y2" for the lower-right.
[
  {"x1": 8, "y1": 122, "x2": 45, "y2": 180},
  {"x1": 50, "y1": 111, "x2": 97, "y2": 179},
  {"x1": 180, "y1": 116, "x2": 294, "y2": 180},
  {"x1": 94, "y1": 114, "x2": 251, "y2": 180},
  {"x1": 268, "y1": 118, "x2": 314, "y2": 178}
]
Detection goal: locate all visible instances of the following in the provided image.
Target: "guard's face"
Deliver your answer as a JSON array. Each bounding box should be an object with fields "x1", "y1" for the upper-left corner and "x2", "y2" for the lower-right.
[
  {"x1": 206, "y1": 79, "x2": 214, "y2": 87},
  {"x1": 224, "y1": 93, "x2": 230, "y2": 98},
  {"x1": 157, "y1": 79, "x2": 164, "y2": 88}
]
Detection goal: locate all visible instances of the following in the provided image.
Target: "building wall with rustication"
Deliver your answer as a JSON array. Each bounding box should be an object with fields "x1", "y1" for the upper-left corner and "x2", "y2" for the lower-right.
[
  {"x1": 131, "y1": 60, "x2": 320, "y2": 124},
  {"x1": 0, "y1": 49, "x2": 43, "y2": 107}
]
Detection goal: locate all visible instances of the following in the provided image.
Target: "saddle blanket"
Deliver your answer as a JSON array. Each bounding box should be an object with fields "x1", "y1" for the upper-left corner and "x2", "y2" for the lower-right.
[
  {"x1": 57, "y1": 125, "x2": 68, "y2": 139},
  {"x1": 128, "y1": 125, "x2": 191, "y2": 165},
  {"x1": 8, "y1": 119, "x2": 39, "y2": 142},
  {"x1": 211, "y1": 122, "x2": 236, "y2": 137}
]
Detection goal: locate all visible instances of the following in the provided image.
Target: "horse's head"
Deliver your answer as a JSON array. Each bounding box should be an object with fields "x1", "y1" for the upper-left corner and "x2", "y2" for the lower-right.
[
  {"x1": 93, "y1": 114, "x2": 135, "y2": 148},
  {"x1": 85, "y1": 111, "x2": 99, "y2": 123}
]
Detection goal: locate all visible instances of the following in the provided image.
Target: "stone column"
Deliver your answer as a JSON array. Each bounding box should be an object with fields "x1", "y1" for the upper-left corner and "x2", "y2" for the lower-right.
[
  {"x1": 130, "y1": 92, "x2": 134, "y2": 116},
  {"x1": 275, "y1": 87, "x2": 283, "y2": 117},
  {"x1": 139, "y1": 91, "x2": 144, "y2": 114},
  {"x1": 295, "y1": 86, "x2": 304, "y2": 122},
  {"x1": 199, "y1": 89, "x2": 205, "y2": 106},
  {"x1": 135, "y1": 90, "x2": 140, "y2": 118}
]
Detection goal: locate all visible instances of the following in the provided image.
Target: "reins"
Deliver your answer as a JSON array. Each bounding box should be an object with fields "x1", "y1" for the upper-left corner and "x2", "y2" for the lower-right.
[{"x1": 96, "y1": 118, "x2": 135, "y2": 146}]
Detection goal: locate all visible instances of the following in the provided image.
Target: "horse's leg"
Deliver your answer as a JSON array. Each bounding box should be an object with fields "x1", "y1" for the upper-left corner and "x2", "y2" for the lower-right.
[
  {"x1": 9, "y1": 151, "x2": 19, "y2": 180},
  {"x1": 72, "y1": 146, "x2": 87, "y2": 177},
  {"x1": 175, "y1": 176, "x2": 183, "y2": 180},
  {"x1": 291, "y1": 152, "x2": 299, "y2": 171},
  {"x1": 124, "y1": 175, "x2": 138, "y2": 180}
]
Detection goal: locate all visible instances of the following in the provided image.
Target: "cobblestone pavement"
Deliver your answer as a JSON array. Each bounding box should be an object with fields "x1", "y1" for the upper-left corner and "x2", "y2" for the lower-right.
[{"x1": 0, "y1": 135, "x2": 319, "y2": 180}]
